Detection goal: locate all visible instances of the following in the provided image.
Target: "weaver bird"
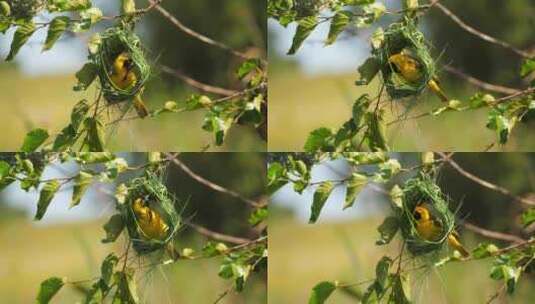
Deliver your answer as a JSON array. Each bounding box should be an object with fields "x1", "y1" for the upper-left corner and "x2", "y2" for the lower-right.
[
  {"x1": 110, "y1": 52, "x2": 149, "y2": 118},
  {"x1": 132, "y1": 198, "x2": 169, "y2": 241},
  {"x1": 388, "y1": 50, "x2": 449, "y2": 102},
  {"x1": 413, "y1": 205, "x2": 469, "y2": 257}
]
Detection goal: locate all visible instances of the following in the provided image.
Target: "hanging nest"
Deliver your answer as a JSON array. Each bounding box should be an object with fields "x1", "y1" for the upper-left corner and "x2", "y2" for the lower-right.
[
  {"x1": 395, "y1": 175, "x2": 455, "y2": 256},
  {"x1": 120, "y1": 170, "x2": 181, "y2": 255},
  {"x1": 372, "y1": 18, "x2": 436, "y2": 99},
  {"x1": 91, "y1": 26, "x2": 151, "y2": 104}
]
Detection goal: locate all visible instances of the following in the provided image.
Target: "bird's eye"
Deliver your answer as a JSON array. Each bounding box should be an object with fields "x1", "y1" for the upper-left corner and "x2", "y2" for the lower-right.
[{"x1": 413, "y1": 211, "x2": 421, "y2": 220}]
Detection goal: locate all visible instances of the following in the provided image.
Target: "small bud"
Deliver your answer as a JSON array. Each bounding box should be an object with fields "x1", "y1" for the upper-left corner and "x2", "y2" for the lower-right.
[{"x1": 0, "y1": 1, "x2": 10, "y2": 16}]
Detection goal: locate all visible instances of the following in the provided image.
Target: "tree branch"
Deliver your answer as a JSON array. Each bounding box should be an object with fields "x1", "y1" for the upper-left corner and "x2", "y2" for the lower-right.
[
  {"x1": 148, "y1": 0, "x2": 253, "y2": 60},
  {"x1": 462, "y1": 222, "x2": 525, "y2": 244},
  {"x1": 443, "y1": 65, "x2": 521, "y2": 95},
  {"x1": 184, "y1": 221, "x2": 251, "y2": 244},
  {"x1": 159, "y1": 65, "x2": 238, "y2": 96},
  {"x1": 165, "y1": 153, "x2": 263, "y2": 208},
  {"x1": 437, "y1": 152, "x2": 535, "y2": 207},
  {"x1": 434, "y1": 3, "x2": 532, "y2": 58}
]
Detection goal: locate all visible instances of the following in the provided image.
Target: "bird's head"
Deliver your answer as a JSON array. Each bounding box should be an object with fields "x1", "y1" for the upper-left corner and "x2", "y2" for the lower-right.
[
  {"x1": 114, "y1": 52, "x2": 134, "y2": 69},
  {"x1": 132, "y1": 198, "x2": 148, "y2": 216},
  {"x1": 413, "y1": 205, "x2": 431, "y2": 221},
  {"x1": 388, "y1": 53, "x2": 404, "y2": 71}
]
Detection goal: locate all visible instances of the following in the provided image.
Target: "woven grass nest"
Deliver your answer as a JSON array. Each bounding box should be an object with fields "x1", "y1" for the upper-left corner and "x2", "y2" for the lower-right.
[
  {"x1": 91, "y1": 26, "x2": 151, "y2": 104},
  {"x1": 373, "y1": 18, "x2": 436, "y2": 99},
  {"x1": 121, "y1": 170, "x2": 181, "y2": 255},
  {"x1": 396, "y1": 175, "x2": 455, "y2": 256}
]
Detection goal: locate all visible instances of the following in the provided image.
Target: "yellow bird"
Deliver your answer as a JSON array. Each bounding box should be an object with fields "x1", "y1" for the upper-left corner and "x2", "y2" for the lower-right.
[
  {"x1": 413, "y1": 205, "x2": 469, "y2": 257},
  {"x1": 110, "y1": 52, "x2": 149, "y2": 118},
  {"x1": 388, "y1": 51, "x2": 449, "y2": 102},
  {"x1": 132, "y1": 198, "x2": 169, "y2": 241}
]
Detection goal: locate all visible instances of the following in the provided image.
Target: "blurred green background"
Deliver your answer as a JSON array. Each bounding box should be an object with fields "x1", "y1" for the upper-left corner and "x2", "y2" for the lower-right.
[
  {"x1": 269, "y1": 152, "x2": 535, "y2": 303},
  {"x1": 0, "y1": 0, "x2": 266, "y2": 151},
  {"x1": 268, "y1": 0, "x2": 535, "y2": 151},
  {"x1": 0, "y1": 152, "x2": 267, "y2": 303}
]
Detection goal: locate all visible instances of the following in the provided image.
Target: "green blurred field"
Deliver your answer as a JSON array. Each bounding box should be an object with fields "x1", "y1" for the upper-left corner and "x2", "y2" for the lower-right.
[
  {"x1": 268, "y1": 68, "x2": 535, "y2": 152},
  {"x1": 0, "y1": 217, "x2": 266, "y2": 303},
  {"x1": 268, "y1": 215, "x2": 535, "y2": 303},
  {"x1": 0, "y1": 66, "x2": 265, "y2": 151}
]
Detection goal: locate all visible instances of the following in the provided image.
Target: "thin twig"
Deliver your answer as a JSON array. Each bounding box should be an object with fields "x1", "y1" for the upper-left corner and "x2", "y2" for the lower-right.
[
  {"x1": 184, "y1": 220, "x2": 251, "y2": 244},
  {"x1": 148, "y1": 0, "x2": 253, "y2": 61},
  {"x1": 495, "y1": 87, "x2": 535, "y2": 104},
  {"x1": 165, "y1": 153, "x2": 263, "y2": 208},
  {"x1": 159, "y1": 65, "x2": 238, "y2": 96},
  {"x1": 443, "y1": 65, "x2": 521, "y2": 95},
  {"x1": 437, "y1": 152, "x2": 535, "y2": 207},
  {"x1": 462, "y1": 222, "x2": 525, "y2": 244},
  {"x1": 434, "y1": 3, "x2": 532, "y2": 58}
]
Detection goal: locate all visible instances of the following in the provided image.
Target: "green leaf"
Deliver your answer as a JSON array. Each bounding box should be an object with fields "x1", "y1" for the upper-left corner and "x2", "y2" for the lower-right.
[
  {"x1": 364, "y1": 112, "x2": 388, "y2": 151},
  {"x1": 326, "y1": 11, "x2": 352, "y2": 45},
  {"x1": 0, "y1": 1, "x2": 11, "y2": 17},
  {"x1": 77, "y1": 152, "x2": 115, "y2": 164},
  {"x1": 101, "y1": 253, "x2": 118, "y2": 287},
  {"x1": 249, "y1": 207, "x2": 268, "y2": 226},
  {"x1": 82, "y1": 118, "x2": 106, "y2": 151},
  {"x1": 71, "y1": 171, "x2": 92, "y2": 208},
  {"x1": 391, "y1": 274, "x2": 411, "y2": 304},
  {"x1": 72, "y1": 99, "x2": 90, "y2": 129},
  {"x1": 352, "y1": 94, "x2": 370, "y2": 126},
  {"x1": 304, "y1": 127, "x2": 334, "y2": 152},
  {"x1": 356, "y1": 57, "x2": 380, "y2": 85},
  {"x1": 113, "y1": 270, "x2": 139, "y2": 304},
  {"x1": 491, "y1": 264, "x2": 521, "y2": 294},
  {"x1": 74, "y1": 63, "x2": 97, "y2": 91},
  {"x1": 6, "y1": 20, "x2": 35, "y2": 61},
  {"x1": 375, "y1": 256, "x2": 392, "y2": 291},
  {"x1": 309, "y1": 281, "x2": 337, "y2": 304},
  {"x1": 520, "y1": 58, "x2": 535, "y2": 78},
  {"x1": 288, "y1": 16, "x2": 318, "y2": 55},
  {"x1": 309, "y1": 181, "x2": 334, "y2": 223},
  {"x1": 472, "y1": 243, "x2": 499, "y2": 259},
  {"x1": 102, "y1": 214, "x2": 125, "y2": 243},
  {"x1": 121, "y1": 0, "x2": 136, "y2": 14},
  {"x1": 267, "y1": 162, "x2": 288, "y2": 194},
  {"x1": 376, "y1": 216, "x2": 399, "y2": 245},
  {"x1": 21, "y1": 128, "x2": 49, "y2": 152},
  {"x1": 43, "y1": 16, "x2": 70, "y2": 52},
  {"x1": 344, "y1": 173, "x2": 367, "y2": 209},
  {"x1": 35, "y1": 180, "x2": 61, "y2": 220},
  {"x1": 237, "y1": 59, "x2": 260, "y2": 79},
  {"x1": 47, "y1": 0, "x2": 92, "y2": 12},
  {"x1": 37, "y1": 277, "x2": 64, "y2": 304},
  {"x1": 521, "y1": 208, "x2": 535, "y2": 227},
  {"x1": 486, "y1": 109, "x2": 517, "y2": 144},
  {"x1": 53, "y1": 125, "x2": 77, "y2": 151},
  {"x1": 389, "y1": 185, "x2": 403, "y2": 208}
]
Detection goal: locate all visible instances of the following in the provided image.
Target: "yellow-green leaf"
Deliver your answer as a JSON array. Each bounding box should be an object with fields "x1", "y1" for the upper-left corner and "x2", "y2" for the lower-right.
[
  {"x1": 71, "y1": 171, "x2": 93, "y2": 208},
  {"x1": 309, "y1": 181, "x2": 334, "y2": 223},
  {"x1": 35, "y1": 180, "x2": 61, "y2": 220},
  {"x1": 43, "y1": 16, "x2": 70, "y2": 51},
  {"x1": 6, "y1": 20, "x2": 35, "y2": 61},
  {"x1": 21, "y1": 128, "x2": 49, "y2": 152},
  {"x1": 344, "y1": 173, "x2": 367, "y2": 209},
  {"x1": 37, "y1": 277, "x2": 64, "y2": 304}
]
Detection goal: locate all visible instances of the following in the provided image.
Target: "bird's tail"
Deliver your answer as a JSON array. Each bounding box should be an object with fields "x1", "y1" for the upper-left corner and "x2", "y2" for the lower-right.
[
  {"x1": 448, "y1": 233, "x2": 469, "y2": 257},
  {"x1": 428, "y1": 79, "x2": 449, "y2": 102},
  {"x1": 133, "y1": 95, "x2": 149, "y2": 118}
]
